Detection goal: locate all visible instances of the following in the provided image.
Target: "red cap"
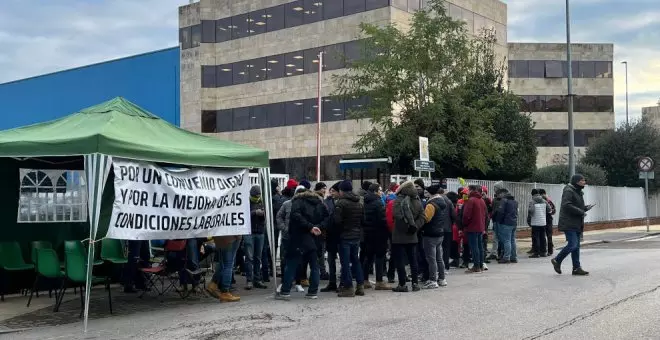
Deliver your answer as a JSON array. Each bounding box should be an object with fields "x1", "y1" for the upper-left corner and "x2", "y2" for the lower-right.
[
  {"x1": 481, "y1": 186, "x2": 488, "y2": 194},
  {"x1": 286, "y1": 179, "x2": 298, "y2": 190}
]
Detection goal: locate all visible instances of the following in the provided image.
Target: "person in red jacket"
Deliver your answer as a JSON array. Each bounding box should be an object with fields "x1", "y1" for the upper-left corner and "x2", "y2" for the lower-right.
[{"x1": 462, "y1": 185, "x2": 487, "y2": 273}]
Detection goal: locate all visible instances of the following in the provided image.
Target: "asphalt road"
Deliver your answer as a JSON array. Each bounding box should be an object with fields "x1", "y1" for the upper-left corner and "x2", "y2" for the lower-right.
[{"x1": 7, "y1": 236, "x2": 660, "y2": 340}]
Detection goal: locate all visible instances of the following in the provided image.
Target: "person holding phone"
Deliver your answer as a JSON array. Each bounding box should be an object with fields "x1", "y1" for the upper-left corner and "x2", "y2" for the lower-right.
[{"x1": 551, "y1": 174, "x2": 592, "y2": 276}]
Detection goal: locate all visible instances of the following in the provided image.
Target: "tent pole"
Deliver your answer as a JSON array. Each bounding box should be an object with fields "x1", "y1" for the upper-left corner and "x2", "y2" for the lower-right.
[{"x1": 258, "y1": 168, "x2": 278, "y2": 295}]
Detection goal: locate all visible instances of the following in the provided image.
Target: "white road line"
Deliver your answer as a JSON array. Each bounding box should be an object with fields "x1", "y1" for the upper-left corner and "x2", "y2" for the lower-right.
[{"x1": 626, "y1": 235, "x2": 660, "y2": 242}]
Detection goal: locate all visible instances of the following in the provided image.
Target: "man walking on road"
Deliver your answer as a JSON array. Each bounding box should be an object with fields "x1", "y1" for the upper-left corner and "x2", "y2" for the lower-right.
[{"x1": 551, "y1": 174, "x2": 592, "y2": 276}]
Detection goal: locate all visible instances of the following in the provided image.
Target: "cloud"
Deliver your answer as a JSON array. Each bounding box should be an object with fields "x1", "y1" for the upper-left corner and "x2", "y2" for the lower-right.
[
  {"x1": 0, "y1": 0, "x2": 189, "y2": 83},
  {"x1": 503, "y1": 0, "x2": 660, "y2": 124}
]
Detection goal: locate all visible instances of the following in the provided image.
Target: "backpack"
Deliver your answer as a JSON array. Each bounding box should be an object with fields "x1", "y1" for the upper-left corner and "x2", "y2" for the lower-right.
[{"x1": 385, "y1": 199, "x2": 395, "y2": 233}]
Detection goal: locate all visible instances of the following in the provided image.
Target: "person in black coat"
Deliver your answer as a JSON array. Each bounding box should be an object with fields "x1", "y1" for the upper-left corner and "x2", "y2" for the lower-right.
[
  {"x1": 276, "y1": 188, "x2": 327, "y2": 300},
  {"x1": 361, "y1": 183, "x2": 391, "y2": 290},
  {"x1": 551, "y1": 174, "x2": 592, "y2": 276}
]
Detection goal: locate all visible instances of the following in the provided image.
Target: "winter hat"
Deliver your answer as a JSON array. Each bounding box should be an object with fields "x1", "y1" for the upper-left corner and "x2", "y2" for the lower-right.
[
  {"x1": 368, "y1": 183, "x2": 380, "y2": 193},
  {"x1": 413, "y1": 178, "x2": 426, "y2": 190},
  {"x1": 271, "y1": 178, "x2": 280, "y2": 193},
  {"x1": 427, "y1": 184, "x2": 441, "y2": 196},
  {"x1": 531, "y1": 188, "x2": 539, "y2": 196},
  {"x1": 481, "y1": 186, "x2": 488, "y2": 194},
  {"x1": 571, "y1": 174, "x2": 585, "y2": 187},
  {"x1": 295, "y1": 185, "x2": 307, "y2": 194},
  {"x1": 250, "y1": 185, "x2": 261, "y2": 197},
  {"x1": 314, "y1": 182, "x2": 327, "y2": 191},
  {"x1": 361, "y1": 181, "x2": 373, "y2": 191},
  {"x1": 493, "y1": 181, "x2": 505, "y2": 193},
  {"x1": 330, "y1": 182, "x2": 340, "y2": 192},
  {"x1": 388, "y1": 183, "x2": 399, "y2": 193},
  {"x1": 339, "y1": 180, "x2": 353, "y2": 192},
  {"x1": 300, "y1": 180, "x2": 312, "y2": 190},
  {"x1": 286, "y1": 179, "x2": 298, "y2": 190}
]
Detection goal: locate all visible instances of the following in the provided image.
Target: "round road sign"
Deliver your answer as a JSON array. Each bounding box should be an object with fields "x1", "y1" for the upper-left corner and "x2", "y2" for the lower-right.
[{"x1": 638, "y1": 157, "x2": 654, "y2": 172}]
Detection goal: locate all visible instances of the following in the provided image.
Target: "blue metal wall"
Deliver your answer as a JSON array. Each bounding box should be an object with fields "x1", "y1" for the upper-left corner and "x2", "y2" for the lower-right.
[{"x1": 0, "y1": 47, "x2": 180, "y2": 130}]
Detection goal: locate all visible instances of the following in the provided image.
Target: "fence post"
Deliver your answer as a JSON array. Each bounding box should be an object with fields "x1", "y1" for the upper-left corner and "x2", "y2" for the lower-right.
[{"x1": 607, "y1": 186, "x2": 611, "y2": 221}]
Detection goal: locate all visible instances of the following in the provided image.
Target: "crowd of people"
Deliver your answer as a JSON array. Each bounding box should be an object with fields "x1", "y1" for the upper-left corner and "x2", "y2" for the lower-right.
[{"x1": 123, "y1": 174, "x2": 592, "y2": 302}]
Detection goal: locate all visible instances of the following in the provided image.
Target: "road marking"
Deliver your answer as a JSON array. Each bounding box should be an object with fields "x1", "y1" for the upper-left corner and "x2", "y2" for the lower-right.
[{"x1": 625, "y1": 235, "x2": 660, "y2": 242}]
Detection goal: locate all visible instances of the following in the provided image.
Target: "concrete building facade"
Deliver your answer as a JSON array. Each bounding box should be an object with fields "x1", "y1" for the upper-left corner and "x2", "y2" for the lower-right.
[
  {"x1": 642, "y1": 105, "x2": 660, "y2": 127},
  {"x1": 508, "y1": 43, "x2": 614, "y2": 168},
  {"x1": 179, "y1": 0, "x2": 508, "y2": 179}
]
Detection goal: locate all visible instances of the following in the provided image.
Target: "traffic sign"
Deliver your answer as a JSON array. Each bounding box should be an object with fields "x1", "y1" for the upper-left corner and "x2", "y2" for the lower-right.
[
  {"x1": 414, "y1": 159, "x2": 435, "y2": 172},
  {"x1": 639, "y1": 172, "x2": 655, "y2": 180},
  {"x1": 637, "y1": 157, "x2": 654, "y2": 172}
]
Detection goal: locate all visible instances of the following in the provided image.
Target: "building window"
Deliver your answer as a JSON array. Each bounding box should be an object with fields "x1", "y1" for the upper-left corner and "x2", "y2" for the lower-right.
[
  {"x1": 216, "y1": 17, "x2": 232, "y2": 42},
  {"x1": 366, "y1": 0, "x2": 390, "y2": 11},
  {"x1": 180, "y1": 27, "x2": 192, "y2": 49},
  {"x1": 303, "y1": 0, "x2": 324, "y2": 24},
  {"x1": 324, "y1": 0, "x2": 344, "y2": 19},
  {"x1": 216, "y1": 109, "x2": 233, "y2": 132},
  {"x1": 191, "y1": 24, "x2": 201, "y2": 48},
  {"x1": 508, "y1": 60, "x2": 529, "y2": 78},
  {"x1": 18, "y1": 170, "x2": 87, "y2": 223},
  {"x1": 266, "y1": 103, "x2": 286, "y2": 127},
  {"x1": 233, "y1": 107, "x2": 250, "y2": 131},
  {"x1": 304, "y1": 47, "x2": 322, "y2": 74},
  {"x1": 576, "y1": 95, "x2": 596, "y2": 112},
  {"x1": 266, "y1": 4, "x2": 286, "y2": 32},
  {"x1": 528, "y1": 60, "x2": 545, "y2": 78},
  {"x1": 201, "y1": 20, "x2": 216, "y2": 43},
  {"x1": 249, "y1": 105, "x2": 269, "y2": 129},
  {"x1": 285, "y1": 100, "x2": 305, "y2": 125},
  {"x1": 535, "y1": 130, "x2": 608, "y2": 147},
  {"x1": 323, "y1": 97, "x2": 345, "y2": 122},
  {"x1": 249, "y1": 58, "x2": 268, "y2": 82},
  {"x1": 324, "y1": 43, "x2": 346, "y2": 71},
  {"x1": 344, "y1": 0, "x2": 366, "y2": 15},
  {"x1": 232, "y1": 13, "x2": 251, "y2": 39},
  {"x1": 285, "y1": 51, "x2": 305, "y2": 77},
  {"x1": 250, "y1": 9, "x2": 268, "y2": 35},
  {"x1": 595, "y1": 61, "x2": 612, "y2": 78},
  {"x1": 344, "y1": 40, "x2": 365, "y2": 66},
  {"x1": 232, "y1": 61, "x2": 250, "y2": 85},
  {"x1": 216, "y1": 64, "x2": 233, "y2": 87},
  {"x1": 201, "y1": 66, "x2": 216, "y2": 88},
  {"x1": 304, "y1": 98, "x2": 319, "y2": 123},
  {"x1": 346, "y1": 96, "x2": 367, "y2": 118},
  {"x1": 266, "y1": 54, "x2": 285, "y2": 79},
  {"x1": 596, "y1": 96, "x2": 613, "y2": 112},
  {"x1": 579, "y1": 61, "x2": 595, "y2": 78},
  {"x1": 285, "y1": 1, "x2": 305, "y2": 28},
  {"x1": 545, "y1": 61, "x2": 563, "y2": 78},
  {"x1": 528, "y1": 95, "x2": 544, "y2": 112},
  {"x1": 201, "y1": 110, "x2": 217, "y2": 132},
  {"x1": 519, "y1": 96, "x2": 530, "y2": 112},
  {"x1": 545, "y1": 95, "x2": 566, "y2": 112}
]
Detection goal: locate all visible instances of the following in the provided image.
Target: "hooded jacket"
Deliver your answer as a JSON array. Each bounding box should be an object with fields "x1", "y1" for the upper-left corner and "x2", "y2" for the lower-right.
[
  {"x1": 289, "y1": 190, "x2": 329, "y2": 252},
  {"x1": 334, "y1": 192, "x2": 363, "y2": 241},
  {"x1": 249, "y1": 196, "x2": 265, "y2": 234},
  {"x1": 362, "y1": 191, "x2": 389, "y2": 242},
  {"x1": 392, "y1": 181, "x2": 425, "y2": 244},
  {"x1": 558, "y1": 183, "x2": 586, "y2": 232},
  {"x1": 462, "y1": 191, "x2": 487, "y2": 233},
  {"x1": 494, "y1": 192, "x2": 518, "y2": 227},
  {"x1": 528, "y1": 194, "x2": 551, "y2": 227}
]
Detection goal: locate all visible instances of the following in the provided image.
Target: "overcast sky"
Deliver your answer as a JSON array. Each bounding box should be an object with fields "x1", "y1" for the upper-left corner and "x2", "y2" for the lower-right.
[{"x1": 0, "y1": 0, "x2": 657, "y2": 124}]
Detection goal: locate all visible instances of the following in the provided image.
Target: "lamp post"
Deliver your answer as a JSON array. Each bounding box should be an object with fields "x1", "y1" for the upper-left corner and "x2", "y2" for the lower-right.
[
  {"x1": 316, "y1": 52, "x2": 324, "y2": 182},
  {"x1": 622, "y1": 61, "x2": 629, "y2": 124},
  {"x1": 565, "y1": 0, "x2": 576, "y2": 178}
]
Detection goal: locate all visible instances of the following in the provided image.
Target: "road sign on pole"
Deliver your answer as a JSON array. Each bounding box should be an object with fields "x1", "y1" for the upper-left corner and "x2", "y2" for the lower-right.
[
  {"x1": 637, "y1": 157, "x2": 654, "y2": 232},
  {"x1": 414, "y1": 160, "x2": 435, "y2": 172},
  {"x1": 637, "y1": 157, "x2": 654, "y2": 172}
]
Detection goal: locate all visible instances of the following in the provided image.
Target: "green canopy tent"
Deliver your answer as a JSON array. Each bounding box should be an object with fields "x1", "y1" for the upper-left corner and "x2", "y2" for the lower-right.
[{"x1": 0, "y1": 97, "x2": 276, "y2": 332}]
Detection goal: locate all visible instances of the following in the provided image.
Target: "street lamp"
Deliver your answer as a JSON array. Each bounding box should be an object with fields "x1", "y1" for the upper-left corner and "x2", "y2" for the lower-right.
[
  {"x1": 622, "y1": 61, "x2": 629, "y2": 125},
  {"x1": 565, "y1": 0, "x2": 576, "y2": 178}
]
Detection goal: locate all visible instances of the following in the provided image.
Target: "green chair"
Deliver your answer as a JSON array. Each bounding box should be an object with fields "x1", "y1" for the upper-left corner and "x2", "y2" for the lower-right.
[
  {"x1": 27, "y1": 248, "x2": 64, "y2": 307},
  {"x1": 100, "y1": 239, "x2": 128, "y2": 264},
  {"x1": 0, "y1": 242, "x2": 34, "y2": 301},
  {"x1": 54, "y1": 249, "x2": 112, "y2": 317},
  {"x1": 64, "y1": 241, "x2": 103, "y2": 266},
  {"x1": 29, "y1": 241, "x2": 54, "y2": 299}
]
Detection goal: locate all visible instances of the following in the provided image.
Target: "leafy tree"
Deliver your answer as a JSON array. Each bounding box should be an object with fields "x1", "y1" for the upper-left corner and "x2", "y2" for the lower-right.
[
  {"x1": 531, "y1": 164, "x2": 607, "y2": 186},
  {"x1": 333, "y1": 0, "x2": 536, "y2": 179},
  {"x1": 582, "y1": 117, "x2": 660, "y2": 192}
]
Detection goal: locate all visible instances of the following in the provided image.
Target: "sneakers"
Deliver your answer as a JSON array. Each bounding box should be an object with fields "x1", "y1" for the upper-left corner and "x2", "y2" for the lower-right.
[
  {"x1": 363, "y1": 281, "x2": 373, "y2": 289},
  {"x1": 411, "y1": 283, "x2": 421, "y2": 292},
  {"x1": 374, "y1": 281, "x2": 392, "y2": 290},
  {"x1": 551, "y1": 258, "x2": 562, "y2": 274},
  {"x1": 391, "y1": 285, "x2": 408, "y2": 293},
  {"x1": 422, "y1": 280, "x2": 439, "y2": 289},
  {"x1": 301, "y1": 279, "x2": 310, "y2": 287},
  {"x1": 276, "y1": 284, "x2": 282, "y2": 293},
  {"x1": 219, "y1": 291, "x2": 240, "y2": 302},
  {"x1": 465, "y1": 267, "x2": 478, "y2": 274},
  {"x1": 510, "y1": 259, "x2": 518, "y2": 263},
  {"x1": 355, "y1": 285, "x2": 365, "y2": 296},
  {"x1": 572, "y1": 267, "x2": 589, "y2": 276},
  {"x1": 305, "y1": 293, "x2": 318, "y2": 299},
  {"x1": 437, "y1": 279, "x2": 448, "y2": 287},
  {"x1": 295, "y1": 284, "x2": 305, "y2": 292},
  {"x1": 253, "y1": 281, "x2": 268, "y2": 289},
  {"x1": 320, "y1": 283, "x2": 337, "y2": 293},
  {"x1": 487, "y1": 254, "x2": 498, "y2": 260},
  {"x1": 245, "y1": 282, "x2": 253, "y2": 290},
  {"x1": 274, "y1": 292, "x2": 291, "y2": 301},
  {"x1": 498, "y1": 259, "x2": 511, "y2": 264},
  {"x1": 337, "y1": 287, "x2": 355, "y2": 297},
  {"x1": 482, "y1": 264, "x2": 488, "y2": 271}
]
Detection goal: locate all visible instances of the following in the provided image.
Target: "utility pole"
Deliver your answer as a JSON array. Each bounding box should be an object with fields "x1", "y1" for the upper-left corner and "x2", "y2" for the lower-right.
[{"x1": 565, "y1": 0, "x2": 576, "y2": 178}]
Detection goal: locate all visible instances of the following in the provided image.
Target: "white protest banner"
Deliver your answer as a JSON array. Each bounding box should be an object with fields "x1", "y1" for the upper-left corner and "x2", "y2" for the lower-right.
[{"x1": 107, "y1": 158, "x2": 251, "y2": 240}]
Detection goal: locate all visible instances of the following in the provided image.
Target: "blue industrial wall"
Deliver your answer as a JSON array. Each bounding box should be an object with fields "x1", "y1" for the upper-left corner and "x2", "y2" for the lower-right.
[{"x1": 0, "y1": 47, "x2": 180, "y2": 130}]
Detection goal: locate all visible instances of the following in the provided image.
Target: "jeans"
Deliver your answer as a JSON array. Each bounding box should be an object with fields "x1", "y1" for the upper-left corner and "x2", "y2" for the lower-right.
[
  {"x1": 491, "y1": 223, "x2": 500, "y2": 255},
  {"x1": 339, "y1": 240, "x2": 364, "y2": 288},
  {"x1": 442, "y1": 232, "x2": 452, "y2": 269},
  {"x1": 555, "y1": 231, "x2": 581, "y2": 269},
  {"x1": 362, "y1": 241, "x2": 386, "y2": 283},
  {"x1": 243, "y1": 234, "x2": 265, "y2": 283},
  {"x1": 498, "y1": 224, "x2": 517, "y2": 261},
  {"x1": 212, "y1": 239, "x2": 240, "y2": 291},
  {"x1": 261, "y1": 235, "x2": 271, "y2": 280},
  {"x1": 531, "y1": 226, "x2": 547, "y2": 255},
  {"x1": 392, "y1": 243, "x2": 418, "y2": 286},
  {"x1": 317, "y1": 237, "x2": 327, "y2": 275},
  {"x1": 467, "y1": 232, "x2": 483, "y2": 269},
  {"x1": 423, "y1": 236, "x2": 445, "y2": 281},
  {"x1": 280, "y1": 238, "x2": 289, "y2": 277},
  {"x1": 280, "y1": 249, "x2": 320, "y2": 295},
  {"x1": 182, "y1": 238, "x2": 200, "y2": 285},
  {"x1": 326, "y1": 242, "x2": 338, "y2": 284},
  {"x1": 545, "y1": 223, "x2": 554, "y2": 252}
]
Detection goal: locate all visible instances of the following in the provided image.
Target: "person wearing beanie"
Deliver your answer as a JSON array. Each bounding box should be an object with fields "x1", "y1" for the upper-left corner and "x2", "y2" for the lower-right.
[
  {"x1": 300, "y1": 179, "x2": 312, "y2": 190},
  {"x1": 359, "y1": 181, "x2": 372, "y2": 199},
  {"x1": 552, "y1": 174, "x2": 592, "y2": 276},
  {"x1": 244, "y1": 185, "x2": 267, "y2": 290},
  {"x1": 321, "y1": 182, "x2": 342, "y2": 292},
  {"x1": 333, "y1": 179, "x2": 365, "y2": 297},
  {"x1": 392, "y1": 180, "x2": 425, "y2": 292},
  {"x1": 420, "y1": 184, "x2": 453, "y2": 288},
  {"x1": 361, "y1": 183, "x2": 391, "y2": 290},
  {"x1": 527, "y1": 188, "x2": 551, "y2": 258}
]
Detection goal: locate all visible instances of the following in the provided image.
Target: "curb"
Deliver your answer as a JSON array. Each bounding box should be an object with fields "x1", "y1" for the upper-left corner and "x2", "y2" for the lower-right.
[{"x1": 560, "y1": 232, "x2": 660, "y2": 250}]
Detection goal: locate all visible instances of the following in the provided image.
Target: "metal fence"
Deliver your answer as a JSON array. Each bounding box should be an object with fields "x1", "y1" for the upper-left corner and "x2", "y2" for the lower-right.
[{"x1": 444, "y1": 178, "x2": 646, "y2": 227}]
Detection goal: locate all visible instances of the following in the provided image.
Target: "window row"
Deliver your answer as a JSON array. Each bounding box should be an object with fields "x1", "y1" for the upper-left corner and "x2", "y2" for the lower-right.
[
  {"x1": 535, "y1": 130, "x2": 609, "y2": 147},
  {"x1": 201, "y1": 40, "x2": 367, "y2": 88},
  {"x1": 201, "y1": 96, "x2": 369, "y2": 133},
  {"x1": 519, "y1": 95, "x2": 613, "y2": 113},
  {"x1": 180, "y1": 0, "x2": 390, "y2": 49},
  {"x1": 509, "y1": 60, "x2": 613, "y2": 79}
]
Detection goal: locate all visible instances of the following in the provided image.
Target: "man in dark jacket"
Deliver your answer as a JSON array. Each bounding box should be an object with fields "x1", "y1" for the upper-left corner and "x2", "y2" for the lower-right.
[
  {"x1": 392, "y1": 180, "x2": 425, "y2": 292},
  {"x1": 421, "y1": 185, "x2": 450, "y2": 289},
  {"x1": 271, "y1": 179, "x2": 286, "y2": 256},
  {"x1": 276, "y1": 188, "x2": 327, "y2": 300},
  {"x1": 439, "y1": 188, "x2": 456, "y2": 272},
  {"x1": 245, "y1": 185, "x2": 267, "y2": 289},
  {"x1": 489, "y1": 181, "x2": 507, "y2": 260},
  {"x1": 334, "y1": 180, "x2": 365, "y2": 297},
  {"x1": 362, "y1": 183, "x2": 391, "y2": 290},
  {"x1": 539, "y1": 189, "x2": 556, "y2": 255},
  {"x1": 551, "y1": 174, "x2": 592, "y2": 276},
  {"x1": 493, "y1": 186, "x2": 518, "y2": 264},
  {"x1": 314, "y1": 182, "x2": 329, "y2": 280},
  {"x1": 413, "y1": 179, "x2": 429, "y2": 282},
  {"x1": 321, "y1": 182, "x2": 341, "y2": 292},
  {"x1": 462, "y1": 185, "x2": 487, "y2": 273}
]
